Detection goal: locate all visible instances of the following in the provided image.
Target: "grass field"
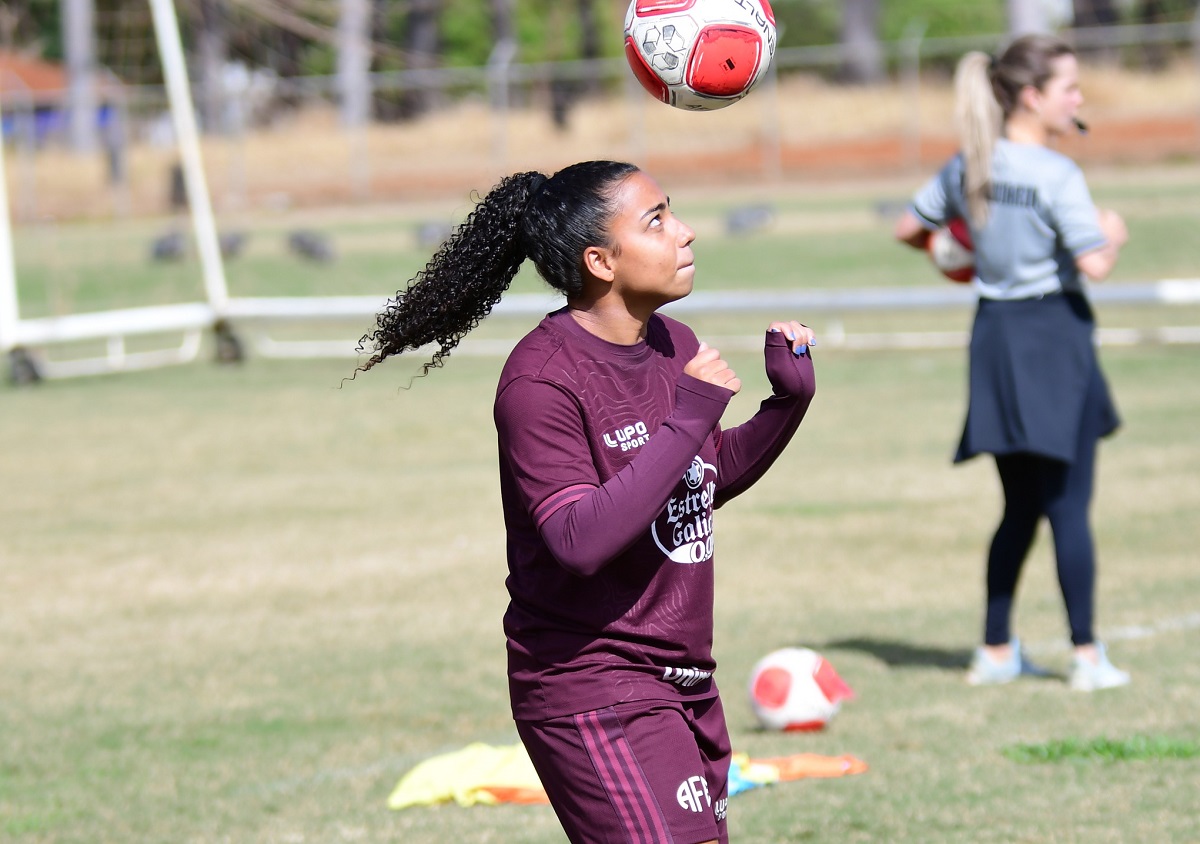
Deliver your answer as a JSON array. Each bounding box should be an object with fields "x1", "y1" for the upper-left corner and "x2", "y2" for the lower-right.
[
  {"x1": 2, "y1": 341, "x2": 1198, "y2": 843},
  {"x1": 3, "y1": 166, "x2": 1199, "y2": 842}
]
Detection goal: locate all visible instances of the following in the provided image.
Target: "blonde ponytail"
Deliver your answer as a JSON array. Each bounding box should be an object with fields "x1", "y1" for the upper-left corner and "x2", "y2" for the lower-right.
[{"x1": 955, "y1": 51, "x2": 1002, "y2": 226}]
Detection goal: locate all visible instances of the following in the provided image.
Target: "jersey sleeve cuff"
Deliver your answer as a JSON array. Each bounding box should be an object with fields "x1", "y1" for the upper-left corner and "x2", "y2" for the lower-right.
[
  {"x1": 1070, "y1": 236, "x2": 1109, "y2": 258},
  {"x1": 909, "y1": 203, "x2": 942, "y2": 230},
  {"x1": 676, "y1": 372, "x2": 736, "y2": 408}
]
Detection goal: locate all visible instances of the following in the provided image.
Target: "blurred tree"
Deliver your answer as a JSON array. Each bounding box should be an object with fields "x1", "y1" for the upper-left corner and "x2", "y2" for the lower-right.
[
  {"x1": 1137, "y1": 0, "x2": 1169, "y2": 68},
  {"x1": 337, "y1": 0, "x2": 371, "y2": 126},
  {"x1": 578, "y1": 0, "x2": 601, "y2": 87},
  {"x1": 771, "y1": 0, "x2": 840, "y2": 48},
  {"x1": 879, "y1": 0, "x2": 1007, "y2": 40},
  {"x1": 549, "y1": 0, "x2": 604, "y2": 129},
  {"x1": 438, "y1": 0, "x2": 493, "y2": 66},
  {"x1": 491, "y1": 0, "x2": 514, "y2": 45},
  {"x1": 398, "y1": 0, "x2": 441, "y2": 119},
  {"x1": 839, "y1": 0, "x2": 884, "y2": 82},
  {"x1": 63, "y1": 0, "x2": 98, "y2": 151},
  {"x1": 1007, "y1": 0, "x2": 1050, "y2": 33},
  {"x1": 1071, "y1": 0, "x2": 1121, "y2": 64},
  {"x1": 5, "y1": 0, "x2": 62, "y2": 58},
  {"x1": 196, "y1": 0, "x2": 228, "y2": 132},
  {"x1": 1, "y1": 5, "x2": 21, "y2": 49},
  {"x1": 1072, "y1": 0, "x2": 1120, "y2": 26}
]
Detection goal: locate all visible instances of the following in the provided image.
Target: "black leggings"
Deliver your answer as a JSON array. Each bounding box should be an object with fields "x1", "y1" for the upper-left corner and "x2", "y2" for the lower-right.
[{"x1": 984, "y1": 437, "x2": 1099, "y2": 647}]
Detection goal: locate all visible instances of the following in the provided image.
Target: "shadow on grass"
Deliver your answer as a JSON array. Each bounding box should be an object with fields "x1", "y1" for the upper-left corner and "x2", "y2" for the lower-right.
[{"x1": 816, "y1": 637, "x2": 1067, "y2": 682}]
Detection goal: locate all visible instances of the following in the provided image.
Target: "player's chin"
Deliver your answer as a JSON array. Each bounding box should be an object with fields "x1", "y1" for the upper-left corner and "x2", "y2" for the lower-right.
[
  {"x1": 674, "y1": 265, "x2": 696, "y2": 295},
  {"x1": 655, "y1": 273, "x2": 694, "y2": 309}
]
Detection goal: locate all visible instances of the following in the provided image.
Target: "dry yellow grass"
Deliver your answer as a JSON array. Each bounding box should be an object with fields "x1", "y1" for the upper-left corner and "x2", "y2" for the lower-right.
[
  {"x1": 3, "y1": 344, "x2": 1198, "y2": 844},
  {"x1": 7, "y1": 60, "x2": 1198, "y2": 221}
]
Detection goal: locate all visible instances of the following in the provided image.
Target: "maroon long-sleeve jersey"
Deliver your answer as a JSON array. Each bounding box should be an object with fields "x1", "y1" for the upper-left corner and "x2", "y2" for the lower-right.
[{"x1": 495, "y1": 308, "x2": 815, "y2": 721}]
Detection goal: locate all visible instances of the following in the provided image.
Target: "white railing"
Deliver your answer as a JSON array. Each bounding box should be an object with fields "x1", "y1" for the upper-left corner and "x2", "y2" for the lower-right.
[{"x1": 11, "y1": 280, "x2": 1199, "y2": 380}]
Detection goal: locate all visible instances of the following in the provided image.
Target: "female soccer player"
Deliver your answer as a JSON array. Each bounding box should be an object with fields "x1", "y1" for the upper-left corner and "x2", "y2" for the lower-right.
[
  {"x1": 360, "y1": 160, "x2": 816, "y2": 842},
  {"x1": 894, "y1": 35, "x2": 1129, "y2": 692}
]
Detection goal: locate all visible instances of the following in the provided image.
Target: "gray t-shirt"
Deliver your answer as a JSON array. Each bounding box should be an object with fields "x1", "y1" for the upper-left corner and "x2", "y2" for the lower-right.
[{"x1": 911, "y1": 139, "x2": 1107, "y2": 300}]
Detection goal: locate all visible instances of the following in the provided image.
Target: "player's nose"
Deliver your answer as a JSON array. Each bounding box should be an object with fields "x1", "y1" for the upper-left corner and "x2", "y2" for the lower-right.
[{"x1": 676, "y1": 219, "x2": 696, "y2": 247}]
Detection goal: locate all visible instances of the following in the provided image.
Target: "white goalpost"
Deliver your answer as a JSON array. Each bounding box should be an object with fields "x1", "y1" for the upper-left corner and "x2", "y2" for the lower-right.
[
  {"x1": 0, "y1": 0, "x2": 225, "y2": 381},
  {"x1": 0, "y1": 109, "x2": 17, "y2": 357},
  {"x1": 147, "y1": 0, "x2": 228, "y2": 315}
]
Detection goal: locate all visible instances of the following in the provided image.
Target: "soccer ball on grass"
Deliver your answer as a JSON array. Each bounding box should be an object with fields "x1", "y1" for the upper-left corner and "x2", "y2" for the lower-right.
[{"x1": 748, "y1": 647, "x2": 855, "y2": 732}]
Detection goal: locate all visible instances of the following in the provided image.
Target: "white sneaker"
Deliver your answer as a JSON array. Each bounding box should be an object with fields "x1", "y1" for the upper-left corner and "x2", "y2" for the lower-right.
[
  {"x1": 966, "y1": 638, "x2": 1052, "y2": 686},
  {"x1": 1069, "y1": 642, "x2": 1131, "y2": 692}
]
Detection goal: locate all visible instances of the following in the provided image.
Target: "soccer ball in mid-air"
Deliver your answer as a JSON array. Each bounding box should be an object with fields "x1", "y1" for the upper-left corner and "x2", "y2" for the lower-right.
[
  {"x1": 928, "y1": 218, "x2": 975, "y2": 283},
  {"x1": 748, "y1": 647, "x2": 855, "y2": 732},
  {"x1": 623, "y1": 0, "x2": 777, "y2": 111}
]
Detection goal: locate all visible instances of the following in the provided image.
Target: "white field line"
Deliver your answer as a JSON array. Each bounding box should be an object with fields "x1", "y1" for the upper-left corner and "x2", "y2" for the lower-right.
[{"x1": 1025, "y1": 610, "x2": 1200, "y2": 656}]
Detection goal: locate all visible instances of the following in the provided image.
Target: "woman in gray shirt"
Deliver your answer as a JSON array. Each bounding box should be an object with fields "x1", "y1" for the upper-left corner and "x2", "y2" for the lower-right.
[{"x1": 894, "y1": 34, "x2": 1129, "y2": 692}]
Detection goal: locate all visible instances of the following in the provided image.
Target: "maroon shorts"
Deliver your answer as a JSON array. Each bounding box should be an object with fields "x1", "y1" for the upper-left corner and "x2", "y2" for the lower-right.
[{"x1": 516, "y1": 695, "x2": 731, "y2": 844}]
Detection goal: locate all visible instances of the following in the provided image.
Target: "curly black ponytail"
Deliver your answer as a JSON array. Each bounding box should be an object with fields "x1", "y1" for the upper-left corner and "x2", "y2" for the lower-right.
[
  {"x1": 357, "y1": 160, "x2": 639, "y2": 377},
  {"x1": 356, "y1": 170, "x2": 540, "y2": 376}
]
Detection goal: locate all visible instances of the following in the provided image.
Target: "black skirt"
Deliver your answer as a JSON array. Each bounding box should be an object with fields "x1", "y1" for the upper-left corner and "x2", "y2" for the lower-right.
[{"x1": 955, "y1": 292, "x2": 1120, "y2": 464}]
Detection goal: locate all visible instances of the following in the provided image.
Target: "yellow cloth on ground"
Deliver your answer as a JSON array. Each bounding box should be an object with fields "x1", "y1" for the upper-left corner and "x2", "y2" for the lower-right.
[
  {"x1": 389, "y1": 743, "x2": 867, "y2": 810},
  {"x1": 387, "y1": 742, "x2": 549, "y2": 809}
]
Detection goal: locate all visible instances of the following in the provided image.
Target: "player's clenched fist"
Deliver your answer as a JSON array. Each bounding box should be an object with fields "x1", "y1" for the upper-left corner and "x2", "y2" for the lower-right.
[{"x1": 685, "y1": 342, "x2": 742, "y2": 394}]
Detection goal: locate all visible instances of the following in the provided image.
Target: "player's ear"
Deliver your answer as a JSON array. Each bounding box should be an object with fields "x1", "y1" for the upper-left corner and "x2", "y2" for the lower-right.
[
  {"x1": 583, "y1": 245, "x2": 616, "y2": 283},
  {"x1": 1018, "y1": 83, "x2": 1042, "y2": 115}
]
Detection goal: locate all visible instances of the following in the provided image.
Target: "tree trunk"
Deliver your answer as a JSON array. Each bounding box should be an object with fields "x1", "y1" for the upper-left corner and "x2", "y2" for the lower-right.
[
  {"x1": 491, "y1": 0, "x2": 515, "y2": 45},
  {"x1": 338, "y1": 0, "x2": 372, "y2": 126},
  {"x1": 1072, "y1": 0, "x2": 1120, "y2": 27},
  {"x1": 197, "y1": 0, "x2": 227, "y2": 134},
  {"x1": 400, "y1": 0, "x2": 440, "y2": 119},
  {"x1": 840, "y1": 0, "x2": 883, "y2": 84},
  {"x1": 1007, "y1": 0, "x2": 1050, "y2": 35},
  {"x1": 578, "y1": 0, "x2": 601, "y2": 93},
  {"x1": 1071, "y1": 0, "x2": 1120, "y2": 63},
  {"x1": 63, "y1": 0, "x2": 98, "y2": 152},
  {"x1": 1137, "y1": 0, "x2": 1169, "y2": 70}
]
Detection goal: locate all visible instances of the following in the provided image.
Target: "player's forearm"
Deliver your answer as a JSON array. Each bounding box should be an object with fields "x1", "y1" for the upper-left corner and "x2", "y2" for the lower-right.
[
  {"x1": 540, "y1": 377, "x2": 729, "y2": 576},
  {"x1": 715, "y1": 349, "x2": 815, "y2": 503},
  {"x1": 895, "y1": 209, "x2": 933, "y2": 249},
  {"x1": 1076, "y1": 241, "x2": 1120, "y2": 280}
]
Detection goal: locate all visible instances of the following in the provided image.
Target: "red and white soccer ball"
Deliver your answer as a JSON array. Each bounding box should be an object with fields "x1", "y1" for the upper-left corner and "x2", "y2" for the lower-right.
[
  {"x1": 748, "y1": 647, "x2": 855, "y2": 732},
  {"x1": 927, "y1": 217, "x2": 975, "y2": 283},
  {"x1": 623, "y1": 0, "x2": 777, "y2": 111}
]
